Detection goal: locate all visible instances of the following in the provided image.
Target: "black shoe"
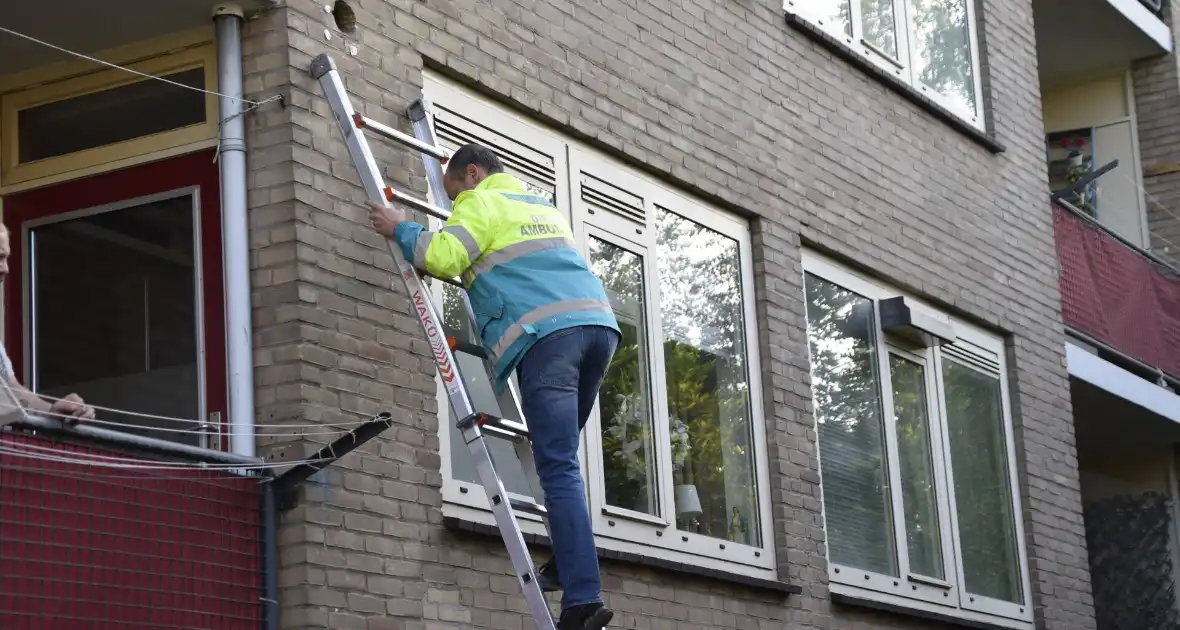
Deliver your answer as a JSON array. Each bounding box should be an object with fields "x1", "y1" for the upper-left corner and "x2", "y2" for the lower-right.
[
  {"x1": 537, "y1": 558, "x2": 561, "y2": 592},
  {"x1": 558, "y1": 603, "x2": 613, "y2": 630}
]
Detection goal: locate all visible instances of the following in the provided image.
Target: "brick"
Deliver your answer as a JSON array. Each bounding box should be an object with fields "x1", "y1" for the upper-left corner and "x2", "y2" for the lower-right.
[{"x1": 243, "y1": 0, "x2": 1093, "y2": 628}]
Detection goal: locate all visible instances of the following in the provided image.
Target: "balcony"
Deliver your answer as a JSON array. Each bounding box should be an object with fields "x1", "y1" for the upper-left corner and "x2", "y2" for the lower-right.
[
  {"x1": 1072, "y1": 374, "x2": 1180, "y2": 630},
  {"x1": 1034, "y1": 0, "x2": 1172, "y2": 84},
  {"x1": 0, "y1": 427, "x2": 264, "y2": 629},
  {"x1": 1056, "y1": 199, "x2": 1180, "y2": 630},
  {"x1": 1053, "y1": 200, "x2": 1180, "y2": 383}
]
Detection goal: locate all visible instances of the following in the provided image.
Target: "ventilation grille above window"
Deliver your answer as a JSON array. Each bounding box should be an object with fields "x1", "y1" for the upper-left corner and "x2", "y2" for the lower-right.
[
  {"x1": 433, "y1": 110, "x2": 556, "y2": 195},
  {"x1": 580, "y1": 172, "x2": 645, "y2": 225},
  {"x1": 941, "y1": 338, "x2": 1001, "y2": 376}
]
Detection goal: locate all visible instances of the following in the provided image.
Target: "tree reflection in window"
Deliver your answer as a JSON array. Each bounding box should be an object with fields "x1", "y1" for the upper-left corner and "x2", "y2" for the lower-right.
[
  {"x1": 800, "y1": 0, "x2": 978, "y2": 117},
  {"x1": 589, "y1": 237, "x2": 658, "y2": 516},
  {"x1": 943, "y1": 359, "x2": 1022, "y2": 604},
  {"x1": 862, "y1": 0, "x2": 899, "y2": 58},
  {"x1": 889, "y1": 354, "x2": 944, "y2": 580},
  {"x1": 657, "y1": 209, "x2": 759, "y2": 546},
  {"x1": 910, "y1": 0, "x2": 975, "y2": 114},
  {"x1": 813, "y1": 0, "x2": 853, "y2": 38},
  {"x1": 804, "y1": 273, "x2": 899, "y2": 576}
]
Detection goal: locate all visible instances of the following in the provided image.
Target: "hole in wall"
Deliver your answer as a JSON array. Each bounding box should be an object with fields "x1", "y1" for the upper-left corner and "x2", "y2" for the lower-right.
[{"x1": 332, "y1": 0, "x2": 357, "y2": 34}]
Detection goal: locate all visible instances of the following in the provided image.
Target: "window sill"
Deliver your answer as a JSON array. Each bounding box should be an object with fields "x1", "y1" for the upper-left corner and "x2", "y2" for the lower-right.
[
  {"x1": 830, "y1": 583, "x2": 1034, "y2": 630},
  {"x1": 442, "y1": 515, "x2": 802, "y2": 596},
  {"x1": 783, "y1": 11, "x2": 1006, "y2": 155}
]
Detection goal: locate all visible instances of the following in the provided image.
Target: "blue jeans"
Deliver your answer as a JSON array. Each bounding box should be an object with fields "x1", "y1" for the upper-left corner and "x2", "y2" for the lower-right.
[{"x1": 516, "y1": 325, "x2": 619, "y2": 610}]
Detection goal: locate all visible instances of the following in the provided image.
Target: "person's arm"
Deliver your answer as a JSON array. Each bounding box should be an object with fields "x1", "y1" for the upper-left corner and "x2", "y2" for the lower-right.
[
  {"x1": 0, "y1": 345, "x2": 93, "y2": 421},
  {"x1": 11, "y1": 381, "x2": 93, "y2": 421},
  {"x1": 9, "y1": 379, "x2": 53, "y2": 413},
  {"x1": 389, "y1": 195, "x2": 495, "y2": 280}
]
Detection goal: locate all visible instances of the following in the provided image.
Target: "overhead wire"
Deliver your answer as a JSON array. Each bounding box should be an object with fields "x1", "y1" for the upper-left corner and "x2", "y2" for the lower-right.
[
  {"x1": 1, "y1": 404, "x2": 400, "y2": 473},
  {"x1": 29, "y1": 390, "x2": 401, "y2": 435},
  {"x1": 1106, "y1": 167, "x2": 1180, "y2": 272},
  {"x1": 0, "y1": 439, "x2": 342, "y2": 474},
  {"x1": 0, "y1": 25, "x2": 266, "y2": 107},
  {"x1": 0, "y1": 23, "x2": 283, "y2": 164},
  {"x1": 0, "y1": 24, "x2": 427, "y2": 473},
  {"x1": 0, "y1": 460, "x2": 265, "y2": 482}
]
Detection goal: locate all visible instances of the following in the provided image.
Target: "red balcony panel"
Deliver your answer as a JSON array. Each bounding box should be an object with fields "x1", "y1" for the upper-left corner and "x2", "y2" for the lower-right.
[
  {"x1": 0, "y1": 432, "x2": 262, "y2": 630},
  {"x1": 1053, "y1": 203, "x2": 1180, "y2": 380}
]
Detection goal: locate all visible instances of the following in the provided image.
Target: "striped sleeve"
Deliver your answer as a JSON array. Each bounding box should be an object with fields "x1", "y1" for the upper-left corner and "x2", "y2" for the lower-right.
[{"x1": 421, "y1": 194, "x2": 496, "y2": 279}]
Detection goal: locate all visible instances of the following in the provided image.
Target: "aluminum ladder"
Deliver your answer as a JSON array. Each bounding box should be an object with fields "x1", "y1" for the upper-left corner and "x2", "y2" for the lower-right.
[{"x1": 309, "y1": 54, "x2": 558, "y2": 630}]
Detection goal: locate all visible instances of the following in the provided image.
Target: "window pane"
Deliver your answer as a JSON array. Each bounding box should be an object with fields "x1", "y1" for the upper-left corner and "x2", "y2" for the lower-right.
[
  {"x1": 862, "y1": 0, "x2": 900, "y2": 58},
  {"x1": 441, "y1": 286, "x2": 539, "y2": 497},
  {"x1": 804, "y1": 273, "x2": 898, "y2": 576},
  {"x1": 18, "y1": 68, "x2": 206, "y2": 163},
  {"x1": 805, "y1": 0, "x2": 853, "y2": 38},
  {"x1": 910, "y1": 0, "x2": 976, "y2": 115},
  {"x1": 889, "y1": 354, "x2": 944, "y2": 580},
  {"x1": 943, "y1": 359, "x2": 1023, "y2": 603},
  {"x1": 439, "y1": 181, "x2": 558, "y2": 498},
  {"x1": 589, "y1": 237, "x2": 658, "y2": 516},
  {"x1": 657, "y1": 209, "x2": 759, "y2": 546},
  {"x1": 31, "y1": 195, "x2": 199, "y2": 444}
]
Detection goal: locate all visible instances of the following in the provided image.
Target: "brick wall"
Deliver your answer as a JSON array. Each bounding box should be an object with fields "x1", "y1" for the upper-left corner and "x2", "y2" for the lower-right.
[
  {"x1": 1133, "y1": 3, "x2": 1180, "y2": 268},
  {"x1": 240, "y1": 0, "x2": 1094, "y2": 628}
]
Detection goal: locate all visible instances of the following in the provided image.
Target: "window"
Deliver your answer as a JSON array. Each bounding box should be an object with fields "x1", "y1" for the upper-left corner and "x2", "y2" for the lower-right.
[
  {"x1": 1041, "y1": 73, "x2": 1151, "y2": 248},
  {"x1": 1, "y1": 44, "x2": 218, "y2": 187},
  {"x1": 422, "y1": 74, "x2": 774, "y2": 578},
  {"x1": 801, "y1": 251, "x2": 1032, "y2": 628},
  {"x1": 17, "y1": 67, "x2": 207, "y2": 164},
  {"x1": 785, "y1": 0, "x2": 985, "y2": 129},
  {"x1": 3, "y1": 152, "x2": 228, "y2": 449}
]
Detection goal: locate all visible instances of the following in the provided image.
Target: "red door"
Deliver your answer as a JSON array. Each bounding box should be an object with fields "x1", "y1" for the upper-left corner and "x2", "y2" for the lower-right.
[{"x1": 2, "y1": 150, "x2": 227, "y2": 447}]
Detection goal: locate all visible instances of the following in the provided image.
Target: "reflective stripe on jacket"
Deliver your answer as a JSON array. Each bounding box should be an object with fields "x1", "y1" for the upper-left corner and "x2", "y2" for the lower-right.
[{"x1": 392, "y1": 172, "x2": 620, "y2": 392}]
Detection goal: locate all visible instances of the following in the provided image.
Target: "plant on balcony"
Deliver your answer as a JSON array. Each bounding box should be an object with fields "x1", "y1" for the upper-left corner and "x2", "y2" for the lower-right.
[{"x1": 1065, "y1": 151, "x2": 1100, "y2": 215}]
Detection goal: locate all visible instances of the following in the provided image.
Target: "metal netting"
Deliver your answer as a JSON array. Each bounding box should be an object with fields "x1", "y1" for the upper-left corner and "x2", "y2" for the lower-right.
[
  {"x1": 0, "y1": 431, "x2": 263, "y2": 630},
  {"x1": 1053, "y1": 204, "x2": 1180, "y2": 380},
  {"x1": 1084, "y1": 491, "x2": 1180, "y2": 630}
]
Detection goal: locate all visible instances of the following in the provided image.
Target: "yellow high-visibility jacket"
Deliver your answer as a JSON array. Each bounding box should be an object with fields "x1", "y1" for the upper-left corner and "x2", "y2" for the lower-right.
[{"x1": 393, "y1": 172, "x2": 620, "y2": 392}]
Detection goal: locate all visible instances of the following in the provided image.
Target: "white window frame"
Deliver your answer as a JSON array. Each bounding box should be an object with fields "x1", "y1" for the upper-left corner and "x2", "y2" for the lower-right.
[
  {"x1": 784, "y1": 0, "x2": 986, "y2": 130},
  {"x1": 424, "y1": 76, "x2": 568, "y2": 531},
  {"x1": 422, "y1": 72, "x2": 777, "y2": 580},
  {"x1": 801, "y1": 250, "x2": 1034, "y2": 629}
]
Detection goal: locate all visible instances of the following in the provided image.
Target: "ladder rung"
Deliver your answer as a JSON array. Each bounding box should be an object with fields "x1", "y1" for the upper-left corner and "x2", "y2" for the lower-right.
[
  {"x1": 353, "y1": 113, "x2": 451, "y2": 162},
  {"x1": 484, "y1": 417, "x2": 531, "y2": 439},
  {"x1": 509, "y1": 497, "x2": 548, "y2": 517},
  {"x1": 460, "y1": 412, "x2": 530, "y2": 441},
  {"x1": 311, "y1": 53, "x2": 557, "y2": 630},
  {"x1": 384, "y1": 186, "x2": 451, "y2": 221},
  {"x1": 449, "y1": 340, "x2": 488, "y2": 360},
  {"x1": 481, "y1": 423, "x2": 527, "y2": 442}
]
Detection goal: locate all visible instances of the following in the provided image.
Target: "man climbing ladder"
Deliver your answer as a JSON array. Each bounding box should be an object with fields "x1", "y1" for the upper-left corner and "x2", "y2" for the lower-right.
[{"x1": 366, "y1": 143, "x2": 620, "y2": 630}]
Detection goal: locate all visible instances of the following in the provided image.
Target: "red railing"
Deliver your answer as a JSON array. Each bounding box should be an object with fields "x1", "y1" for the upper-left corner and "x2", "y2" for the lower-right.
[
  {"x1": 0, "y1": 431, "x2": 263, "y2": 630},
  {"x1": 1053, "y1": 202, "x2": 1180, "y2": 381}
]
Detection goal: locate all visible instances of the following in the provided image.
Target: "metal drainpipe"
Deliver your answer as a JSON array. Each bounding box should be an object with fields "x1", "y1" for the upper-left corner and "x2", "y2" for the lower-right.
[{"x1": 213, "y1": 3, "x2": 256, "y2": 458}]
